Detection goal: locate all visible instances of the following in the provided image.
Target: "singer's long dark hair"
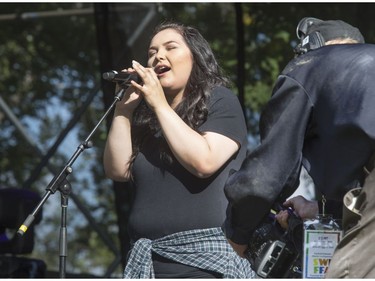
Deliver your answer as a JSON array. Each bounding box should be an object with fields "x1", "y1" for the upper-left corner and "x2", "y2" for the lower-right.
[{"x1": 129, "y1": 21, "x2": 230, "y2": 175}]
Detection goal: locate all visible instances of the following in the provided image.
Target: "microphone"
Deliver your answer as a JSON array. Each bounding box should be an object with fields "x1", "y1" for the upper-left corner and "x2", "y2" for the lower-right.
[{"x1": 102, "y1": 70, "x2": 141, "y2": 85}]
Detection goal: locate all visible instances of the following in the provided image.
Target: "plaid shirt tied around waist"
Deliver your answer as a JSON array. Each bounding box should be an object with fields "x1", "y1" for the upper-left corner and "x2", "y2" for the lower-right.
[{"x1": 123, "y1": 227, "x2": 256, "y2": 278}]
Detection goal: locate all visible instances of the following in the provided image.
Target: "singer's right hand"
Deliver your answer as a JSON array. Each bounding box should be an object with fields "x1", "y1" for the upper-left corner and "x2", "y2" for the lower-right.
[
  {"x1": 104, "y1": 69, "x2": 141, "y2": 182},
  {"x1": 114, "y1": 69, "x2": 143, "y2": 113}
]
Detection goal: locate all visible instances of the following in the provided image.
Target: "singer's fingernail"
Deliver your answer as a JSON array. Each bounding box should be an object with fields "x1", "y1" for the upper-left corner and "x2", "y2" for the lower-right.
[{"x1": 132, "y1": 60, "x2": 139, "y2": 66}]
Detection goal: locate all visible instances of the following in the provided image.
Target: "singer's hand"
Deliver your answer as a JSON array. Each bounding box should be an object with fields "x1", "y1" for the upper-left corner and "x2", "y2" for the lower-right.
[
  {"x1": 227, "y1": 239, "x2": 248, "y2": 258},
  {"x1": 130, "y1": 60, "x2": 168, "y2": 112},
  {"x1": 275, "y1": 209, "x2": 290, "y2": 229},
  {"x1": 115, "y1": 69, "x2": 143, "y2": 113}
]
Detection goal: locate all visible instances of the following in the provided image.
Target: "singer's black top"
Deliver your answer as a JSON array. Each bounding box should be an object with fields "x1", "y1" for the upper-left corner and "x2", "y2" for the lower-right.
[
  {"x1": 127, "y1": 86, "x2": 248, "y2": 277},
  {"x1": 223, "y1": 43, "x2": 375, "y2": 244}
]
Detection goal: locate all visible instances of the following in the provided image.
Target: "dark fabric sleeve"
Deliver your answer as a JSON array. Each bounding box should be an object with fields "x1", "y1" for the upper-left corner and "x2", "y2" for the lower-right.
[{"x1": 223, "y1": 76, "x2": 314, "y2": 244}]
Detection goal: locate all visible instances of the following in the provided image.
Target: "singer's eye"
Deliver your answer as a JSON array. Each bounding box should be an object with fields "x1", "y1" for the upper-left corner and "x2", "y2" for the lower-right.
[{"x1": 148, "y1": 50, "x2": 157, "y2": 58}]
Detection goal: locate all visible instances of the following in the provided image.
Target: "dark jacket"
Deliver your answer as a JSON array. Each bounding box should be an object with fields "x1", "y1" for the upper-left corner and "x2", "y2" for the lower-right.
[{"x1": 224, "y1": 43, "x2": 375, "y2": 244}]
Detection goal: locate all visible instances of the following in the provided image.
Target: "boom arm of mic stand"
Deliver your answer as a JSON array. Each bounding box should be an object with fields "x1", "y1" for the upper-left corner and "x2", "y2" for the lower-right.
[
  {"x1": 16, "y1": 84, "x2": 127, "y2": 280},
  {"x1": 17, "y1": 85, "x2": 126, "y2": 236}
]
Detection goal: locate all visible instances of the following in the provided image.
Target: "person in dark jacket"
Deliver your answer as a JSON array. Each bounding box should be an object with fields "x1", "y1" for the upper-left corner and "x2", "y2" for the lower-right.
[{"x1": 223, "y1": 17, "x2": 375, "y2": 278}]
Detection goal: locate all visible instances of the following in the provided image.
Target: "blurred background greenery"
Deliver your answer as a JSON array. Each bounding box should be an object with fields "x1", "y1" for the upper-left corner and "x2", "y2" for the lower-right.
[{"x1": 0, "y1": 2, "x2": 374, "y2": 277}]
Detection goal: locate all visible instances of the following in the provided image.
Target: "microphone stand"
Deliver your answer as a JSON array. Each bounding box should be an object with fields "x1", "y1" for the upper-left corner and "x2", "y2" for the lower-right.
[{"x1": 17, "y1": 83, "x2": 127, "y2": 278}]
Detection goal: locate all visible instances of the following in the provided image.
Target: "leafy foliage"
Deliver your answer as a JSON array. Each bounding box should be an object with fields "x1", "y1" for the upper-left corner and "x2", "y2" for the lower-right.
[{"x1": 0, "y1": 2, "x2": 374, "y2": 277}]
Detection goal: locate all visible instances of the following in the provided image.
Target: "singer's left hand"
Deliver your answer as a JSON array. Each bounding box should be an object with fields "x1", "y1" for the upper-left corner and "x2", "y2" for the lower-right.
[
  {"x1": 275, "y1": 209, "x2": 290, "y2": 229},
  {"x1": 227, "y1": 239, "x2": 248, "y2": 258},
  {"x1": 114, "y1": 69, "x2": 143, "y2": 113},
  {"x1": 130, "y1": 60, "x2": 167, "y2": 112}
]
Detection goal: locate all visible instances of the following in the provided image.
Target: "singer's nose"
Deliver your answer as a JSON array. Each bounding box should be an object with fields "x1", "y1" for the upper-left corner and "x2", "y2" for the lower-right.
[{"x1": 155, "y1": 49, "x2": 166, "y2": 61}]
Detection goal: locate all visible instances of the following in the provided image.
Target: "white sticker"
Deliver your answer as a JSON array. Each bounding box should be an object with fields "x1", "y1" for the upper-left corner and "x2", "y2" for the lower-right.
[{"x1": 303, "y1": 229, "x2": 342, "y2": 278}]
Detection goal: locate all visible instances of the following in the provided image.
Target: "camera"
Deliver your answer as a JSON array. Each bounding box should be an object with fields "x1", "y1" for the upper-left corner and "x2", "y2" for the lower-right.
[{"x1": 245, "y1": 205, "x2": 303, "y2": 278}]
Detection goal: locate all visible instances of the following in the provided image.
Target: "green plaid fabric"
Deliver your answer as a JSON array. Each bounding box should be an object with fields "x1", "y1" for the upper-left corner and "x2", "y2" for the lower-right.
[{"x1": 123, "y1": 227, "x2": 256, "y2": 278}]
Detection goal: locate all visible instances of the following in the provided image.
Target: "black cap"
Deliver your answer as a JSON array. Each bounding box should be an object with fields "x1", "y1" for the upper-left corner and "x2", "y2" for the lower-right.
[{"x1": 297, "y1": 17, "x2": 365, "y2": 44}]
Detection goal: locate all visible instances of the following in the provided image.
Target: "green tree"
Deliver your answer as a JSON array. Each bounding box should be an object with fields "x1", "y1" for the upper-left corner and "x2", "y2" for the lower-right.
[
  {"x1": 1, "y1": 2, "x2": 374, "y2": 277},
  {"x1": 0, "y1": 3, "x2": 120, "y2": 277}
]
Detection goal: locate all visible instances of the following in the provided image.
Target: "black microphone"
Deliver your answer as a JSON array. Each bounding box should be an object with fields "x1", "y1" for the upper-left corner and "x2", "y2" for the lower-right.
[{"x1": 102, "y1": 70, "x2": 140, "y2": 85}]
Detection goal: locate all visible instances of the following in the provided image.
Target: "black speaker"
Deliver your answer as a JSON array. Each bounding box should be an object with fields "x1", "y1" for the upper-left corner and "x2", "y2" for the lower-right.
[
  {"x1": 0, "y1": 188, "x2": 42, "y2": 255},
  {"x1": 0, "y1": 256, "x2": 46, "y2": 278}
]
